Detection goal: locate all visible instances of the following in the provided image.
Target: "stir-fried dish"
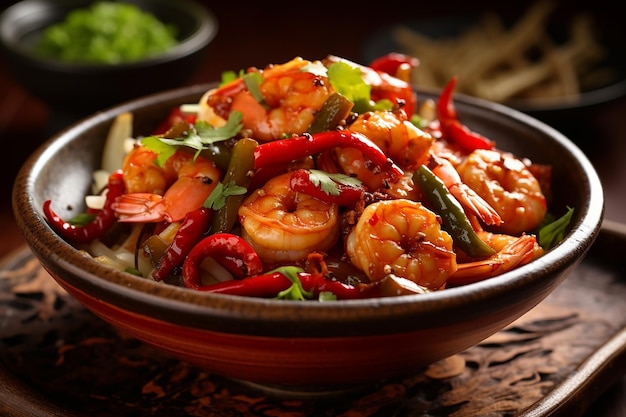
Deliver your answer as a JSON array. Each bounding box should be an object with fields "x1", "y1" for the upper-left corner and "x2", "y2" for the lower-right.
[{"x1": 43, "y1": 54, "x2": 573, "y2": 300}]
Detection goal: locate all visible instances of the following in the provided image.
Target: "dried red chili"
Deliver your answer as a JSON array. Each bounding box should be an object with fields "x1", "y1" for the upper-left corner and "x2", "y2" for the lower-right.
[
  {"x1": 437, "y1": 77, "x2": 495, "y2": 153},
  {"x1": 253, "y1": 130, "x2": 404, "y2": 180},
  {"x1": 43, "y1": 170, "x2": 125, "y2": 244},
  {"x1": 151, "y1": 207, "x2": 213, "y2": 281},
  {"x1": 181, "y1": 233, "x2": 264, "y2": 290}
]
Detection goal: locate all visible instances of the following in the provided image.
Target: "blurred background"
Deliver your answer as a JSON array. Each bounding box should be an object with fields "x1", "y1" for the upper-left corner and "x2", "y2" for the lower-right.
[
  {"x1": 0, "y1": 0, "x2": 624, "y2": 414},
  {"x1": 1, "y1": 0, "x2": 623, "y2": 203},
  {"x1": 1, "y1": 0, "x2": 623, "y2": 186}
]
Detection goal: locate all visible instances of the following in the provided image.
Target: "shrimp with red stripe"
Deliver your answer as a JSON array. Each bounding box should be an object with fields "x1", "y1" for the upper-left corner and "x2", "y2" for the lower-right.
[{"x1": 112, "y1": 146, "x2": 222, "y2": 223}]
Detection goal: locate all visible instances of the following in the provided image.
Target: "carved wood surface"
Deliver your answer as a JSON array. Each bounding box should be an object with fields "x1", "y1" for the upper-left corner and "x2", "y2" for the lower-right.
[{"x1": 0, "y1": 228, "x2": 624, "y2": 417}]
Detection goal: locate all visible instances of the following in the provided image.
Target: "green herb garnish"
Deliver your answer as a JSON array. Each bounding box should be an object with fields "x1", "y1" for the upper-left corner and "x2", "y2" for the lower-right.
[
  {"x1": 307, "y1": 169, "x2": 362, "y2": 197},
  {"x1": 203, "y1": 181, "x2": 247, "y2": 210},
  {"x1": 142, "y1": 111, "x2": 243, "y2": 165},
  {"x1": 538, "y1": 206, "x2": 575, "y2": 250},
  {"x1": 326, "y1": 61, "x2": 392, "y2": 113},
  {"x1": 274, "y1": 266, "x2": 314, "y2": 301}
]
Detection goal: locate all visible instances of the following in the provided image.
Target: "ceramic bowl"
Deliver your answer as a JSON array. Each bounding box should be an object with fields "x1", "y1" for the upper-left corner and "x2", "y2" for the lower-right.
[
  {"x1": 0, "y1": 0, "x2": 217, "y2": 113},
  {"x1": 12, "y1": 83, "x2": 604, "y2": 396}
]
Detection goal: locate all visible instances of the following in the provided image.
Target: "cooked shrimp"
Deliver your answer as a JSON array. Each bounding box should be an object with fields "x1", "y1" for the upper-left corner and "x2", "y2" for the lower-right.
[
  {"x1": 345, "y1": 199, "x2": 457, "y2": 290},
  {"x1": 113, "y1": 147, "x2": 221, "y2": 223},
  {"x1": 476, "y1": 230, "x2": 544, "y2": 260},
  {"x1": 351, "y1": 111, "x2": 433, "y2": 171},
  {"x1": 238, "y1": 172, "x2": 340, "y2": 263},
  {"x1": 200, "y1": 57, "x2": 335, "y2": 141},
  {"x1": 385, "y1": 171, "x2": 422, "y2": 201},
  {"x1": 456, "y1": 149, "x2": 547, "y2": 235},
  {"x1": 429, "y1": 153, "x2": 502, "y2": 227},
  {"x1": 336, "y1": 110, "x2": 433, "y2": 190},
  {"x1": 449, "y1": 234, "x2": 540, "y2": 285}
]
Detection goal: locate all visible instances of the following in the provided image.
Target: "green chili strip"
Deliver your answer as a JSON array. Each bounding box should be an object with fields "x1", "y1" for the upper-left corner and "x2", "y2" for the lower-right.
[
  {"x1": 307, "y1": 92, "x2": 354, "y2": 134},
  {"x1": 414, "y1": 165, "x2": 495, "y2": 258},
  {"x1": 210, "y1": 137, "x2": 258, "y2": 233}
]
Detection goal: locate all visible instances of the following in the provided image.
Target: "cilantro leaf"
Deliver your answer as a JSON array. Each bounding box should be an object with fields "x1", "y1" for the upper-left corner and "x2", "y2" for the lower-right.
[
  {"x1": 143, "y1": 111, "x2": 243, "y2": 165},
  {"x1": 203, "y1": 181, "x2": 247, "y2": 210},
  {"x1": 538, "y1": 206, "x2": 574, "y2": 250},
  {"x1": 141, "y1": 135, "x2": 176, "y2": 166},
  {"x1": 326, "y1": 61, "x2": 394, "y2": 113},
  {"x1": 327, "y1": 61, "x2": 372, "y2": 112},
  {"x1": 308, "y1": 169, "x2": 362, "y2": 196},
  {"x1": 273, "y1": 266, "x2": 314, "y2": 300},
  {"x1": 160, "y1": 112, "x2": 242, "y2": 147}
]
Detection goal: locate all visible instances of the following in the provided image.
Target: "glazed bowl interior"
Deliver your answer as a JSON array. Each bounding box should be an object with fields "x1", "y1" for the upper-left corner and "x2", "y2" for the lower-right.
[
  {"x1": 0, "y1": 0, "x2": 218, "y2": 112},
  {"x1": 12, "y1": 84, "x2": 604, "y2": 389}
]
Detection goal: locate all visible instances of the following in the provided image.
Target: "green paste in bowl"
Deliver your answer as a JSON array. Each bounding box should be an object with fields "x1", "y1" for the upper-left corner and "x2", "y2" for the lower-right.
[{"x1": 36, "y1": 1, "x2": 178, "y2": 64}]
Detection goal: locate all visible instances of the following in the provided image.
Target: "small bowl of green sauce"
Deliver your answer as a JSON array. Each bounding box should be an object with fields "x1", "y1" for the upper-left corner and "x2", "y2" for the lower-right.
[{"x1": 0, "y1": 0, "x2": 217, "y2": 113}]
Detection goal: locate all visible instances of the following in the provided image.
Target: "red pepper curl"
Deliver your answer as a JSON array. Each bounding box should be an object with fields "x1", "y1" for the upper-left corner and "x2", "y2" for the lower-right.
[
  {"x1": 182, "y1": 233, "x2": 264, "y2": 290},
  {"x1": 253, "y1": 131, "x2": 404, "y2": 181},
  {"x1": 203, "y1": 271, "x2": 380, "y2": 300},
  {"x1": 43, "y1": 170, "x2": 125, "y2": 244},
  {"x1": 437, "y1": 77, "x2": 495, "y2": 153},
  {"x1": 289, "y1": 169, "x2": 366, "y2": 206},
  {"x1": 151, "y1": 207, "x2": 213, "y2": 282}
]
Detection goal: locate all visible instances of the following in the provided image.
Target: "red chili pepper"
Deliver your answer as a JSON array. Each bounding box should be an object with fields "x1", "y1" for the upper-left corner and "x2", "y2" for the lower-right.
[
  {"x1": 369, "y1": 52, "x2": 419, "y2": 80},
  {"x1": 151, "y1": 207, "x2": 213, "y2": 282},
  {"x1": 201, "y1": 271, "x2": 292, "y2": 297},
  {"x1": 203, "y1": 270, "x2": 380, "y2": 299},
  {"x1": 43, "y1": 170, "x2": 125, "y2": 244},
  {"x1": 299, "y1": 273, "x2": 380, "y2": 299},
  {"x1": 437, "y1": 77, "x2": 495, "y2": 153},
  {"x1": 152, "y1": 107, "x2": 198, "y2": 135},
  {"x1": 289, "y1": 169, "x2": 365, "y2": 206},
  {"x1": 181, "y1": 233, "x2": 264, "y2": 290},
  {"x1": 253, "y1": 131, "x2": 404, "y2": 180}
]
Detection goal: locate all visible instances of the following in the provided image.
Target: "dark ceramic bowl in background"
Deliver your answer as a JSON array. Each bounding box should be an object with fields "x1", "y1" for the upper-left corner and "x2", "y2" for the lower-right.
[
  {"x1": 0, "y1": 0, "x2": 217, "y2": 113},
  {"x1": 361, "y1": 9, "x2": 626, "y2": 136},
  {"x1": 12, "y1": 83, "x2": 604, "y2": 396}
]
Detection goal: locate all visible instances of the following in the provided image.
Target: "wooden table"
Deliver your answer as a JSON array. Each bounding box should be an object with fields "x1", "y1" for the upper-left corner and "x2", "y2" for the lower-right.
[{"x1": 1, "y1": 1, "x2": 624, "y2": 415}]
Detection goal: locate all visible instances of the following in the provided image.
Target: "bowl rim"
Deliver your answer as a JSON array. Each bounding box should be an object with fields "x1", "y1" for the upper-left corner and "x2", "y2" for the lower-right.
[
  {"x1": 12, "y1": 83, "x2": 605, "y2": 334},
  {"x1": 0, "y1": 0, "x2": 218, "y2": 70}
]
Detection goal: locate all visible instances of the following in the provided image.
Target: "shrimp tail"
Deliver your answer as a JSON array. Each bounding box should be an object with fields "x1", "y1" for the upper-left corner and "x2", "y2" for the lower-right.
[
  {"x1": 448, "y1": 183, "x2": 502, "y2": 227},
  {"x1": 112, "y1": 193, "x2": 167, "y2": 223},
  {"x1": 448, "y1": 234, "x2": 538, "y2": 285},
  {"x1": 430, "y1": 153, "x2": 502, "y2": 227}
]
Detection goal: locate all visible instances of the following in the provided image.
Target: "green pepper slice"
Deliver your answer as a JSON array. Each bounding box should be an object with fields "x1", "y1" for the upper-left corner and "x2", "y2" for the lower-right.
[
  {"x1": 307, "y1": 92, "x2": 354, "y2": 134},
  {"x1": 414, "y1": 164, "x2": 495, "y2": 258},
  {"x1": 210, "y1": 137, "x2": 258, "y2": 233}
]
